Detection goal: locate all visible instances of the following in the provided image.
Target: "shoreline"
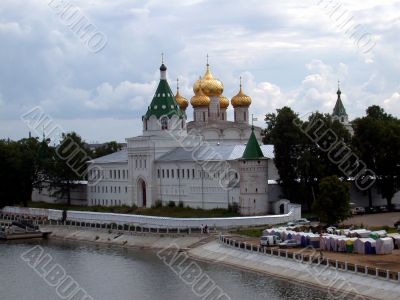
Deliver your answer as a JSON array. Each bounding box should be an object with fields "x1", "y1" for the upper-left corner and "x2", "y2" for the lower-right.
[{"x1": 42, "y1": 226, "x2": 400, "y2": 300}]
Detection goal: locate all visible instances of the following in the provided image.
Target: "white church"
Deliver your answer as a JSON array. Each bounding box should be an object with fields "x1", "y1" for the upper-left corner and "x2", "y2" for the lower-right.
[{"x1": 86, "y1": 61, "x2": 289, "y2": 215}]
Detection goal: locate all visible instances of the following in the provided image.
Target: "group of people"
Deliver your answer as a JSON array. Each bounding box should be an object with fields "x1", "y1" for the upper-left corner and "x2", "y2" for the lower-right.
[{"x1": 200, "y1": 224, "x2": 209, "y2": 234}]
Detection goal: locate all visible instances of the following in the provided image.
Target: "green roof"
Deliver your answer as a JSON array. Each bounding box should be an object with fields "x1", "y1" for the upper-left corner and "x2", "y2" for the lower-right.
[
  {"x1": 242, "y1": 129, "x2": 264, "y2": 160},
  {"x1": 332, "y1": 89, "x2": 347, "y2": 117},
  {"x1": 144, "y1": 71, "x2": 184, "y2": 120}
]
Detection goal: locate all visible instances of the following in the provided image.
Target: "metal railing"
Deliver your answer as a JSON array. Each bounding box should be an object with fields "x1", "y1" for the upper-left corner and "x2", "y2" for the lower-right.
[{"x1": 218, "y1": 236, "x2": 400, "y2": 283}]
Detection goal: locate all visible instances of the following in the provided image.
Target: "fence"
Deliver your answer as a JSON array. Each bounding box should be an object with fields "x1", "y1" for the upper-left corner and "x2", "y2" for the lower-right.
[
  {"x1": 0, "y1": 205, "x2": 300, "y2": 229},
  {"x1": 218, "y1": 236, "x2": 400, "y2": 283}
]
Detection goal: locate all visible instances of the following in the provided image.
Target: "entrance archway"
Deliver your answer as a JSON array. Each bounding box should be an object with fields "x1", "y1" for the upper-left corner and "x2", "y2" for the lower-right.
[
  {"x1": 137, "y1": 178, "x2": 147, "y2": 207},
  {"x1": 279, "y1": 203, "x2": 285, "y2": 214}
]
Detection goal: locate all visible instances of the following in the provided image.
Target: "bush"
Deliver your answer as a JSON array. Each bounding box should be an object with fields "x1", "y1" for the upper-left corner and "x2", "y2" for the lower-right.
[
  {"x1": 168, "y1": 201, "x2": 176, "y2": 208},
  {"x1": 228, "y1": 202, "x2": 239, "y2": 214},
  {"x1": 153, "y1": 200, "x2": 163, "y2": 208},
  {"x1": 178, "y1": 201, "x2": 184, "y2": 208}
]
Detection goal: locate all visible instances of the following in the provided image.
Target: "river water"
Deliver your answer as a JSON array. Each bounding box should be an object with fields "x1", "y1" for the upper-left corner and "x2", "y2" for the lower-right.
[{"x1": 0, "y1": 240, "x2": 333, "y2": 300}]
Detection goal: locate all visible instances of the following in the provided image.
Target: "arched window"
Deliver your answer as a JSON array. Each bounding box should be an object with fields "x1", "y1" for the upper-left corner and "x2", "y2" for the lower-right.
[{"x1": 161, "y1": 117, "x2": 168, "y2": 130}]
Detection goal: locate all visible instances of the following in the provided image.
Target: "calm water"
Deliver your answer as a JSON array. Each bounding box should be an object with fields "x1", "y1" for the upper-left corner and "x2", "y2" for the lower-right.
[{"x1": 0, "y1": 240, "x2": 332, "y2": 300}]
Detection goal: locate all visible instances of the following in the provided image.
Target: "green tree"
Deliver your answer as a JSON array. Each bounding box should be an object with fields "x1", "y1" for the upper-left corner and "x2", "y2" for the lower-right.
[
  {"x1": 47, "y1": 132, "x2": 91, "y2": 205},
  {"x1": 352, "y1": 105, "x2": 400, "y2": 209},
  {"x1": 313, "y1": 176, "x2": 351, "y2": 225},
  {"x1": 92, "y1": 141, "x2": 122, "y2": 158},
  {"x1": 0, "y1": 137, "x2": 50, "y2": 207},
  {"x1": 268, "y1": 107, "x2": 303, "y2": 201}
]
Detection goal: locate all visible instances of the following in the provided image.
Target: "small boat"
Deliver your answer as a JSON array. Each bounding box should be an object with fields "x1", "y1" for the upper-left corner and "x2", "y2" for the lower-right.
[{"x1": 0, "y1": 221, "x2": 51, "y2": 240}]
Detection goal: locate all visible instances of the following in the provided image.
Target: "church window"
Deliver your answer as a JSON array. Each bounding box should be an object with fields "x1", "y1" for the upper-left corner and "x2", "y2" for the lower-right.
[
  {"x1": 106, "y1": 187, "x2": 108, "y2": 193},
  {"x1": 187, "y1": 169, "x2": 190, "y2": 178},
  {"x1": 125, "y1": 187, "x2": 128, "y2": 193},
  {"x1": 172, "y1": 169, "x2": 174, "y2": 178},
  {"x1": 177, "y1": 169, "x2": 180, "y2": 178},
  {"x1": 162, "y1": 169, "x2": 165, "y2": 178},
  {"x1": 135, "y1": 159, "x2": 138, "y2": 169},
  {"x1": 192, "y1": 169, "x2": 195, "y2": 178},
  {"x1": 221, "y1": 114, "x2": 224, "y2": 120},
  {"x1": 256, "y1": 188, "x2": 258, "y2": 193},
  {"x1": 118, "y1": 170, "x2": 120, "y2": 179},
  {"x1": 114, "y1": 170, "x2": 116, "y2": 178},
  {"x1": 158, "y1": 169, "x2": 160, "y2": 178},
  {"x1": 161, "y1": 117, "x2": 168, "y2": 130},
  {"x1": 202, "y1": 112, "x2": 206, "y2": 121},
  {"x1": 126, "y1": 170, "x2": 129, "y2": 177},
  {"x1": 182, "y1": 169, "x2": 185, "y2": 178},
  {"x1": 244, "y1": 112, "x2": 246, "y2": 121},
  {"x1": 140, "y1": 160, "x2": 142, "y2": 168},
  {"x1": 119, "y1": 187, "x2": 121, "y2": 193},
  {"x1": 144, "y1": 159, "x2": 146, "y2": 168},
  {"x1": 167, "y1": 169, "x2": 170, "y2": 178}
]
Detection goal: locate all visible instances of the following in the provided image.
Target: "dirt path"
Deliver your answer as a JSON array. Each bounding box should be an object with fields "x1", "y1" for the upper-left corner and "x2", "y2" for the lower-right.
[{"x1": 342, "y1": 212, "x2": 400, "y2": 227}]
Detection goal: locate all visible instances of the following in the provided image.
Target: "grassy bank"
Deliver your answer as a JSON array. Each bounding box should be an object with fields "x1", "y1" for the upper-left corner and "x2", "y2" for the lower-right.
[{"x1": 25, "y1": 202, "x2": 240, "y2": 218}]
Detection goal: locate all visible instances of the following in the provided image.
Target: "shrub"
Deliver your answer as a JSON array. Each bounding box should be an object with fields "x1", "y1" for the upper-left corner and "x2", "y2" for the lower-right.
[
  {"x1": 153, "y1": 200, "x2": 163, "y2": 208},
  {"x1": 168, "y1": 201, "x2": 176, "y2": 208},
  {"x1": 228, "y1": 202, "x2": 239, "y2": 214},
  {"x1": 178, "y1": 201, "x2": 184, "y2": 208}
]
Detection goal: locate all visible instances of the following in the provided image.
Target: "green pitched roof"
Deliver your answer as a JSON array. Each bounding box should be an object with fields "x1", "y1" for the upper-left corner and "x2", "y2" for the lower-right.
[
  {"x1": 242, "y1": 129, "x2": 264, "y2": 160},
  {"x1": 332, "y1": 89, "x2": 347, "y2": 117},
  {"x1": 144, "y1": 66, "x2": 184, "y2": 120}
]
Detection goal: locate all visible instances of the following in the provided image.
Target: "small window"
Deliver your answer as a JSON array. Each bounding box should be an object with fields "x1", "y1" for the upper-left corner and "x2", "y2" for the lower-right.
[
  {"x1": 118, "y1": 170, "x2": 120, "y2": 179},
  {"x1": 187, "y1": 169, "x2": 190, "y2": 178},
  {"x1": 192, "y1": 169, "x2": 195, "y2": 178},
  {"x1": 172, "y1": 169, "x2": 174, "y2": 178},
  {"x1": 167, "y1": 169, "x2": 170, "y2": 178},
  {"x1": 161, "y1": 116, "x2": 168, "y2": 130},
  {"x1": 177, "y1": 169, "x2": 180, "y2": 178},
  {"x1": 158, "y1": 169, "x2": 160, "y2": 178},
  {"x1": 162, "y1": 169, "x2": 165, "y2": 178}
]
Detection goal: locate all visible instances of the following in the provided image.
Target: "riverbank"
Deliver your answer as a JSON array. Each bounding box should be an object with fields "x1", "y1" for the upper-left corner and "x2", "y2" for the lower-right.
[
  {"x1": 188, "y1": 241, "x2": 400, "y2": 300},
  {"x1": 42, "y1": 225, "x2": 210, "y2": 250},
  {"x1": 43, "y1": 225, "x2": 400, "y2": 300}
]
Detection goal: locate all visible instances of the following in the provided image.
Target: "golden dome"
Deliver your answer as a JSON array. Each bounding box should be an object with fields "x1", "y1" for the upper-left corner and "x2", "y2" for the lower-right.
[
  {"x1": 190, "y1": 88, "x2": 210, "y2": 107},
  {"x1": 199, "y1": 65, "x2": 224, "y2": 97},
  {"x1": 231, "y1": 82, "x2": 252, "y2": 107},
  {"x1": 175, "y1": 89, "x2": 188, "y2": 110},
  {"x1": 219, "y1": 95, "x2": 229, "y2": 109},
  {"x1": 193, "y1": 77, "x2": 202, "y2": 94}
]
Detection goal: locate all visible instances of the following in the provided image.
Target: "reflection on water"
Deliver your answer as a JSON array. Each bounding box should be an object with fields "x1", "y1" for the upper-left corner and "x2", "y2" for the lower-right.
[{"x1": 0, "y1": 240, "x2": 333, "y2": 300}]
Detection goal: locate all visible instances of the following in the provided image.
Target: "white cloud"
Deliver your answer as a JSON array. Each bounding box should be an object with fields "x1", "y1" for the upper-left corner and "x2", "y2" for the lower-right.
[{"x1": 1, "y1": 0, "x2": 400, "y2": 141}]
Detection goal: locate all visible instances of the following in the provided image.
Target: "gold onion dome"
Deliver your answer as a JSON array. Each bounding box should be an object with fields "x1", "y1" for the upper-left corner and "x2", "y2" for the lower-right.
[
  {"x1": 231, "y1": 79, "x2": 252, "y2": 107},
  {"x1": 175, "y1": 79, "x2": 189, "y2": 110},
  {"x1": 190, "y1": 87, "x2": 210, "y2": 107},
  {"x1": 219, "y1": 95, "x2": 229, "y2": 109},
  {"x1": 199, "y1": 64, "x2": 224, "y2": 97}
]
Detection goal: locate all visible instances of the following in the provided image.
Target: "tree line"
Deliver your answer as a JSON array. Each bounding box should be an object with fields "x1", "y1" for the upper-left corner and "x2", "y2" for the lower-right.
[
  {"x1": 0, "y1": 133, "x2": 121, "y2": 208},
  {"x1": 264, "y1": 105, "x2": 400, "y2": 224}
]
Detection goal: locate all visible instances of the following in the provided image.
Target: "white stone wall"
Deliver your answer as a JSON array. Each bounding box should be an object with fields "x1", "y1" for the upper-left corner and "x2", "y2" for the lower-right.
[
  {"x1": 155, "y1": 160, "x2": 240, "y2": 209},
  {"x1": 87, "y1": 163, "x2": 130, "y2": 207},
  {"x1": 239, "y1": 159, "x2": 269, "y2": 215}
]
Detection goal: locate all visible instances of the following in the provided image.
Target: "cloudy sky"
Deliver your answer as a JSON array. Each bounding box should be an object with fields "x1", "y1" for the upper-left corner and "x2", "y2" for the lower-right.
[{"x1": 1, "y1": 0, "x2": 399, "y2": 143}]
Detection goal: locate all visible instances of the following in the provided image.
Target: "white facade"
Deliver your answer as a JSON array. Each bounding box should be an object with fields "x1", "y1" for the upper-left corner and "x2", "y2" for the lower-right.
[{"x1": 86, "y1": 62, "x2": 282, "y2": 215}]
